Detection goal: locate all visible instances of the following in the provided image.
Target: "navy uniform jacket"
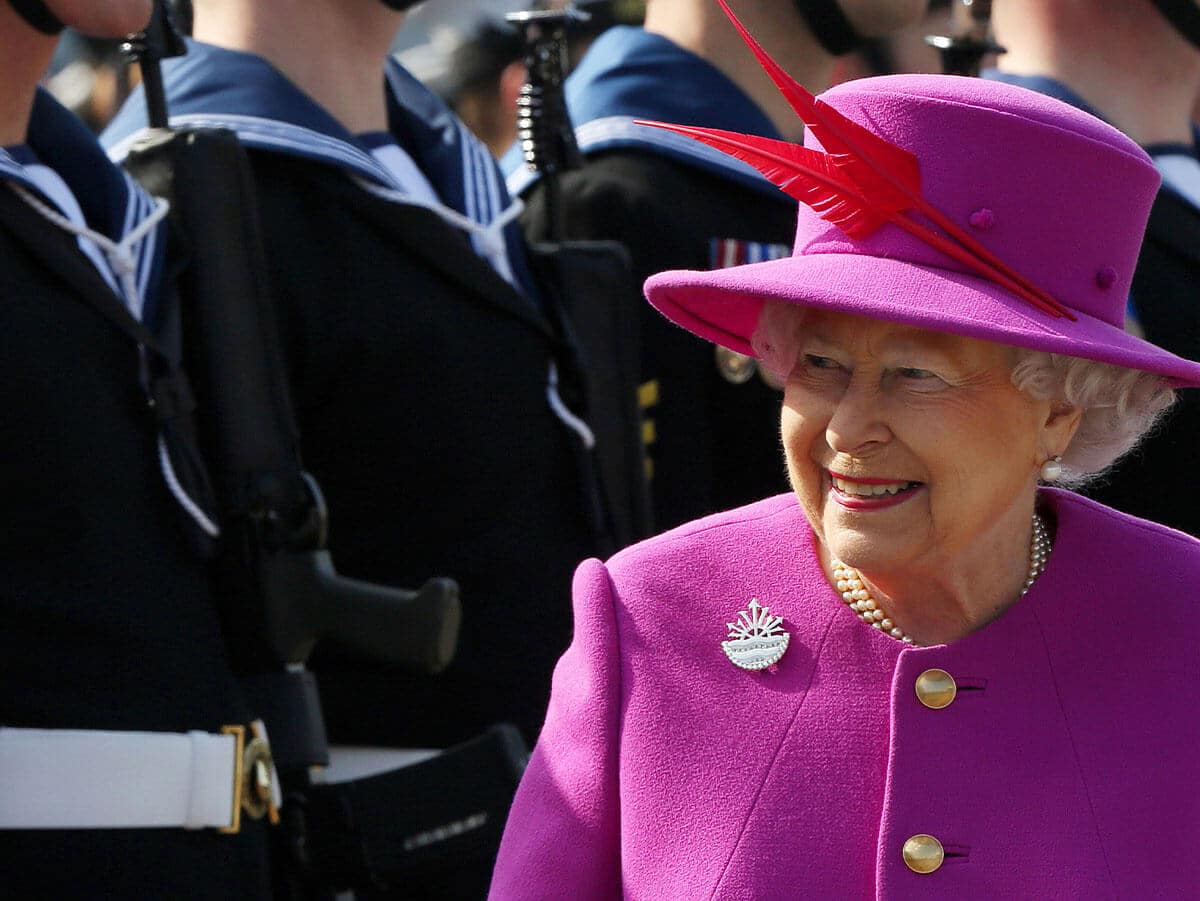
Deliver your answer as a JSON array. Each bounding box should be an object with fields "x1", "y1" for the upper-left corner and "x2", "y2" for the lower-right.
[
  {"x1": 985, "y1": 70, "x2": 1200, "y2": 538},
  {"x1": 105, "y1": 43, "x2": 601, "y2": 749},
  {"x1": 504, "y1": 27, "x2": 797, "y2": 534},
  {"x1": 0, "y1": 92, "x2": 270, "y2": 899}
]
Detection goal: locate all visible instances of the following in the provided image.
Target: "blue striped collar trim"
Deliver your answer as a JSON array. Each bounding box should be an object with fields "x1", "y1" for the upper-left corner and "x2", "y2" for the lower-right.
[
  {"x1": 101, "y1": 41, "x2": 532, "y2": 295},
  {"x1": 1, "y1": 152, "x2": 164, "y2": 321},
  {"x1": 5, "y1": 93, "x2": 164, "y2": 322},
  {"x1": 106, "y1": 111, "x2": 401, "y2": 191},
  {"x1": 104, "y1": 40, "x2": 510, "y2": 222}
]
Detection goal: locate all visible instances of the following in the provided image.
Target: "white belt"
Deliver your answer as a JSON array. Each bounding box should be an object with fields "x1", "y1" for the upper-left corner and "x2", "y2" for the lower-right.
[{"x1": 0, "y1": 722, "x2": 281, "y2": 831}]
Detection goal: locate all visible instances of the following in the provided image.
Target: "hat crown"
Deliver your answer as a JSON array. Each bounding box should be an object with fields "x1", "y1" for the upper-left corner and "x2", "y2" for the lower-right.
[
  {"x1": 795, "y1": 75, "x2": 1160, "y2": 327},
  {"x1": 642, "y1": 2, "x2": 1200, "y2": 387}
]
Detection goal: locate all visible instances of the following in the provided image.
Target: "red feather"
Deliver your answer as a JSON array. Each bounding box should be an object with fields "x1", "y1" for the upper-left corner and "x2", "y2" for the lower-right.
[
  {"x1": 708, "y1": 0, "x2": 1073, "y2": 320},
  {"x1": 636, "y1": 119, "x2": 1071, "y2": 319},
  {"x1": 711, "y1": 0, "x2": 920, "y2": 213},
  {"x1": 636, "y1": 120, "x2": 886, "y2": 237}
]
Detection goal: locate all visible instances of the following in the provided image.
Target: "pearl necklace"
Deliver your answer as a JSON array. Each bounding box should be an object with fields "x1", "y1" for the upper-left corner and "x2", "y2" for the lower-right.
[{"x1": 831, "y1": 513, "x2": 1050, "y2": 647}]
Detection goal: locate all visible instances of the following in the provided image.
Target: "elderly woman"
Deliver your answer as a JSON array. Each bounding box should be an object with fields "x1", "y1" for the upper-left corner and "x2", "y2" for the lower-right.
[{"x1": 488, "y1": 6, "x2": 1200, "y2": 898}]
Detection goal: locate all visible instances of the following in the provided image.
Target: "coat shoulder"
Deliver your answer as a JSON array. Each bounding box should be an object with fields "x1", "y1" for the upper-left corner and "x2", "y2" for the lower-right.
[
  {"x1": 1047, "y1": 488, "x2": 1200, "y2": 632},
  {"x1": 608, "y1": 495, "x2": 802, "y2": 576},
  {"x1": 1051, "y1": 487, "x2": 1200, "y2": 565}
]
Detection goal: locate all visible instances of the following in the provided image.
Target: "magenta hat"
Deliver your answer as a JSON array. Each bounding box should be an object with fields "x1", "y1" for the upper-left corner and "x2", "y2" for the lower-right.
[{"x1": 642, "y1": 20, "x2": 1200, "y2": 387}]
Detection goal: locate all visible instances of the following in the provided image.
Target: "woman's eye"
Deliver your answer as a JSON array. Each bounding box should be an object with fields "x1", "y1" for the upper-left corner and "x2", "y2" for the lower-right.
[
  {"x1": 892, "y1": 367, "x2": 950, "y2": 390},
  {"x1": 803, "y1": 354, "x2": 841, "y2": 370}
]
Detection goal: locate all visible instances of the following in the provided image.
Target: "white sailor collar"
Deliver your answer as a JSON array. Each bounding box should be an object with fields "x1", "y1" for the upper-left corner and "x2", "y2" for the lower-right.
[{"x1": 102, "y1": 40, "x2": 531, "y2": 293}]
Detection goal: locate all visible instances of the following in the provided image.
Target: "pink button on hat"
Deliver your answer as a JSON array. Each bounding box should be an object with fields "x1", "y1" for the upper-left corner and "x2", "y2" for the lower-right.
[{"x1": 641, "y1": 0, "x2": 1200, "y2": 387}]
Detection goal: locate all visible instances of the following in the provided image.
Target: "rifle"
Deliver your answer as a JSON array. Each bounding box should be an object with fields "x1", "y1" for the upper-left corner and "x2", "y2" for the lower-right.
[
  {"x1": 507, "y1": 4, "x2": 653, "y2": 546},
  {"x1": 508, "y1": 5, "x2": 590, "y2": 242},
  {"x1": 123, "y1": 0, "x2": 461, "y2": 681},
  {"x1": 119, "y1": 4, "x2": 526, "y2": 896}
]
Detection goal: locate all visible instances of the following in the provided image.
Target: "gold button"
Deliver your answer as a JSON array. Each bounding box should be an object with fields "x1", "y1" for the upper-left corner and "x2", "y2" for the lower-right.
[
  {"x1": 914, "y1": 668, "x2": 957, "y2": 709},
  {"x1": 902, "y1": 834, "x2": 945, "y2": 874}
]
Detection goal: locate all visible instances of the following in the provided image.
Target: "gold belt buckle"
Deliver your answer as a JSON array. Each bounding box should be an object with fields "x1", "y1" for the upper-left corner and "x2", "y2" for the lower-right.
[{"x1": 219, "y1": 723, "x2": 280, "y2": 834}]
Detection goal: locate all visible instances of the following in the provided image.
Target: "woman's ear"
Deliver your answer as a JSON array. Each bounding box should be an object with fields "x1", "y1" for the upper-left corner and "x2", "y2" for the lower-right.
[{"x1": 1041, "y1": 401, "x2": 1083, "y2": 459}]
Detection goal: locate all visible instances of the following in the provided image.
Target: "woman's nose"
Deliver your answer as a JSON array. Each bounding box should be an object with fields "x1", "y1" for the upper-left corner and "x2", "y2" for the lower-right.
[{"x1": 825, "y1": 379, "x2": 891, "y2": 455}]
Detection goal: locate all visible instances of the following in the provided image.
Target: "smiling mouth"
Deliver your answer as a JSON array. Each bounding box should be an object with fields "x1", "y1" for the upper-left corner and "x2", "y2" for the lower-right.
[{"x1": 829, "y1": 474, "x2": 923, "y2": 500}]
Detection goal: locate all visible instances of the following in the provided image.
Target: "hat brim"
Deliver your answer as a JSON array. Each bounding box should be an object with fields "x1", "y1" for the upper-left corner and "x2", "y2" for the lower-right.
[{"x1": 644, "y1": 252, "x2": 1200, "y2": 388}]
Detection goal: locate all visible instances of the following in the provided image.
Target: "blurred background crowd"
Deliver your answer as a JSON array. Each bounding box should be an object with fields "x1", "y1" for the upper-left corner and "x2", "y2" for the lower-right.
[
  {"x1": 44, "y1": 0, "x2": 963, "y2": 141},
  {"x1": 40, "y1": 0, "x2": 1200, "y2": 176}
]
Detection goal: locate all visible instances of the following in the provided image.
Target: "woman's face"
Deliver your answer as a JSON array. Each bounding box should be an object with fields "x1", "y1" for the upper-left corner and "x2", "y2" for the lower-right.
[{"x1": 782, "y1": 309, "x2": 1074, "y2": 579}]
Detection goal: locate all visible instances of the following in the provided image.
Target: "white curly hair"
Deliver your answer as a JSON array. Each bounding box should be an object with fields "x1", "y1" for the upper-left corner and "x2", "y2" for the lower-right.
[{"x1": 750, "y1": 302, "x2": 1176, "y2": 487}]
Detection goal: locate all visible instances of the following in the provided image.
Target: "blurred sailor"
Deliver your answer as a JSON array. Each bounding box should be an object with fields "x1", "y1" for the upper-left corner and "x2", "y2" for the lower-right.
[
  {"x1": 1, "y1": 0, "x2": 275, "y2": 896},
  {"x1": 504, "y1": 0, "x2": 929, "y2": 533}
]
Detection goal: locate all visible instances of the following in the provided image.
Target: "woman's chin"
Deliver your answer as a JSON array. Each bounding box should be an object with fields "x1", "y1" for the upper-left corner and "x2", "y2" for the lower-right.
[{"x1": 823, "y1": 518, "x2": 925, "y2": 576}]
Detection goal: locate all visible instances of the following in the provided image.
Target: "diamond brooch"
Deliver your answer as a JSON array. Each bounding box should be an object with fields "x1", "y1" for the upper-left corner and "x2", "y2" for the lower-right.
[{"x1": 721, "y1": 598, "x2": 789, "y2": 671}]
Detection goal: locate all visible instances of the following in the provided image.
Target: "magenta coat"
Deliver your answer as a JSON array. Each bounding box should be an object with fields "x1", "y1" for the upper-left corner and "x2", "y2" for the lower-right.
[{"x1": 489, "y1": 489, "x2": 1200, "y2": 899}]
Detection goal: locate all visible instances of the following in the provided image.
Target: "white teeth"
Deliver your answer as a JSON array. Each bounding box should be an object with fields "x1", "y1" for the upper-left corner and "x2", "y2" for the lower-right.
[{"x1": 831, "y1": 477, "x2": 914, "y2": 497}]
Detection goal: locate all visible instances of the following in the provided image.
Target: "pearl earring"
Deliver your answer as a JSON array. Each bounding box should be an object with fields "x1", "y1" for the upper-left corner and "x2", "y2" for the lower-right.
[{"x1": 1040, "y1": 455, "x2": 1063, "y2": 482}]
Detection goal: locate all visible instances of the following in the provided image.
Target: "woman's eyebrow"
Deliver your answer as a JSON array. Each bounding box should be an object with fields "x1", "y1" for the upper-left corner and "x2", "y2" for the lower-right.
[
  {"x1": 800, "y1": 332, "x2": 844, "y2": 353},
  {"x1": 803, "y1": 332, "x2": 962, "y2": 366},
  {"x1": 877, "y1": 334, "x2": 966, "y2": 366}
]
